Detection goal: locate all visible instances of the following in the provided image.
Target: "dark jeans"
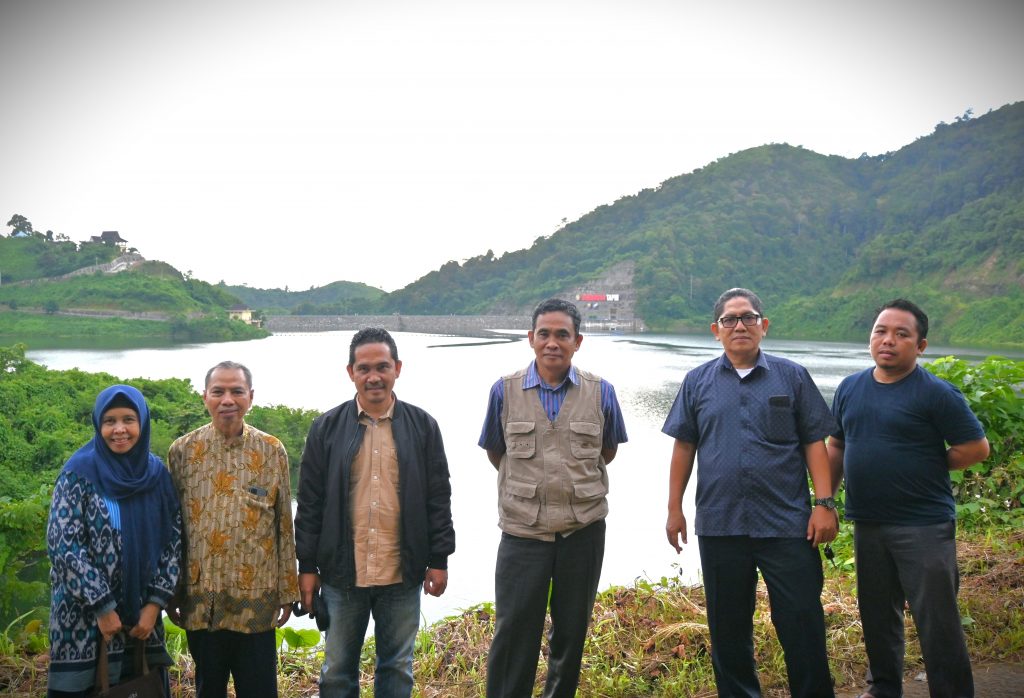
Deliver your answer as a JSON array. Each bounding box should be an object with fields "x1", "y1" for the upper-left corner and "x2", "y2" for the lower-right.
[
  {"x1": 854, "y1": 521, "x2": 974, "y2": 698},
  {"x1": 186, "y1": 628, "x2": 278, "y2": 698},
  {"x1": 319, "y1": 581, "x2": 421, "y2": 698},
  {"x1": 698, "y1": 535, "x2": 835, "y2": 698},
  {"x1": 487, "y1": 519, "x2": 605, "y2": 698}
]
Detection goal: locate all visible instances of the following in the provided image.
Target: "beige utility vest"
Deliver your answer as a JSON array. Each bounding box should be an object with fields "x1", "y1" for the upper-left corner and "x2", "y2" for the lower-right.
[{"x1": 498, "y1": 366, "x2": 608, "y2": 541}]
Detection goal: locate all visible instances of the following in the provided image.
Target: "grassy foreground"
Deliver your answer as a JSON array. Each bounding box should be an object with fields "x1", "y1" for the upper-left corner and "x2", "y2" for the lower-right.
[{"x1": 3, "y1": 531, "x2": 1021, "y2": 697}]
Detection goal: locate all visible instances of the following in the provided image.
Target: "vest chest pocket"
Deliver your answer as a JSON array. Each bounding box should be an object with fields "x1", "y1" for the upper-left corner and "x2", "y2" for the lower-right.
[
  {"x1": 505, "y1": 421, "x2": 536, "y2": 459},
  {"x1": 569, "y1": 421, "x2": 602, "y2": 460}
]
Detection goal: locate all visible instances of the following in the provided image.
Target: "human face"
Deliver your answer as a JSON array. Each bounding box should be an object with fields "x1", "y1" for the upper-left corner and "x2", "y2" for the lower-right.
[
  {"x1": 711, "y1": 296, "x2": 769, "y2": 368},
  {"x1": 870, "y1": 307, "x2": 926, "y2": 380},
  {"x1": 100, "y1": 407, "x2": 141, "y2": 454},
  {"x1": 203, "y1": 367, "x2": 253, "y2": 436},
  {"x1": 529, "y1": 311, "x2": 583, "y2": 382},
  {"x1": 347, "y1": 342, "x2": 402, "y2": 415}
]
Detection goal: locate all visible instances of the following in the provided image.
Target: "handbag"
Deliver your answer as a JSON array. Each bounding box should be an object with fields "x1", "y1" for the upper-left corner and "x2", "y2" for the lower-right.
[{"x1": 93, "y1": 633, "x2": 166, "y2": 698}]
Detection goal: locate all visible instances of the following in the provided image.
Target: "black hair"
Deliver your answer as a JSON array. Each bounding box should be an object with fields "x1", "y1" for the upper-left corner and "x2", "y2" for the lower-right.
[
  {"x1": 712, "y1": 288, "x2": 764, "y2": 321},
  {"x1": 876, "y1": 298, "x2": 929, "y2": 340},
  {"x1": 349, "y1": 327, "x2": 399, "y2": 366},
  {"x1": 531, "y1": 298, "x2": 582, "y2": 334},
  {"x1": 205, "y1": 361, "x2": 253, "y2": 389}
]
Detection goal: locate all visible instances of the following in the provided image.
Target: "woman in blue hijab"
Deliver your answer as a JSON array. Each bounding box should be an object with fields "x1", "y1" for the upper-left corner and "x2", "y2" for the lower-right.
[{"x1": 47, "y1": 385, "x2": 183, "y2": 697}]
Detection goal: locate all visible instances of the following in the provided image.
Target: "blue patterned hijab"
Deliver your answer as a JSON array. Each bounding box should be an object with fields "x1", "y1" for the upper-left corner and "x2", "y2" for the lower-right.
[{"x1": 63, "y1": 384, "x2": 179, "y2": 625}]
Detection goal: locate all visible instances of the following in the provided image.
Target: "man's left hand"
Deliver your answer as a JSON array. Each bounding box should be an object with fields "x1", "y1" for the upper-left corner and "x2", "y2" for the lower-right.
[
  {"x1": 806, "y1": 505, "x2": 838, "y2": 546},
  {"x1": 275, "y1": 603, "x2": 292, "y2": 627},
  {"x1": 423, "y1": 568, "x2": 448, "y2": 597}
]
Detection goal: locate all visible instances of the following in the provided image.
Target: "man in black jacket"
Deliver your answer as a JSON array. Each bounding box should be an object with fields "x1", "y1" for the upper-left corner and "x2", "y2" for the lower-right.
[{"x1": 294, "y1": 327, "x2": 455, "y2": 698}]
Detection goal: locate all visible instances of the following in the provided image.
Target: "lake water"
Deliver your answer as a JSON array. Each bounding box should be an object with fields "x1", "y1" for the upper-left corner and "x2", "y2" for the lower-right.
[{"x1": 25, "y1": 331, "x2": 1012, "y2": 631}]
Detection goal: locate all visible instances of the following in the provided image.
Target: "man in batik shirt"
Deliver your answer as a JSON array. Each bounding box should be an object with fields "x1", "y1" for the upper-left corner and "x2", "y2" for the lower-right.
[{"x1": 167, "y1": 360, "x2": 299, "y2": 698}]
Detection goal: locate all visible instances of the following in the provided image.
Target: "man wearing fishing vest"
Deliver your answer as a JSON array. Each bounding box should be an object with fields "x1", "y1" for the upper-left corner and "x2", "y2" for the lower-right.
[{"x1": 479, "y1": 297, "x2": 628, "y2": 698}]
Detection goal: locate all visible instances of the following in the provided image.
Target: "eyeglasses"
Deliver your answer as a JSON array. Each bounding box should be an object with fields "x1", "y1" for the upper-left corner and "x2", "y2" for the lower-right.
[{"x1": 717, "y1": 313, "x2": 762, "y2": 328}]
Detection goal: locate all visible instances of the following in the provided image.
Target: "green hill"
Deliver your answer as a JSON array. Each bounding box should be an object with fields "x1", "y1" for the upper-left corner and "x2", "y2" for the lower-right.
[
  {"x1": 380, "y1": 102, "x2": 1024, "y2": 346},
  {"x1": 0, "y1": 257, "x2": 268, "y2": 343},
  {"x1": 222, "y1": 280, "x2": 385, "y2": 314},
  {"x1": 0, "y1": 234, "x2": 122, "y2": 282},
  {"x1": 0, "y1": 260, "x2": 241, "y2": 313}
]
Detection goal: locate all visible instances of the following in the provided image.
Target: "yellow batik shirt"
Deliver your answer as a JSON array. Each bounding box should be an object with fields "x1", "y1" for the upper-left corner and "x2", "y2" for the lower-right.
[{"x1": 167, "y1": 422, "x2": 299, "y2": 633}]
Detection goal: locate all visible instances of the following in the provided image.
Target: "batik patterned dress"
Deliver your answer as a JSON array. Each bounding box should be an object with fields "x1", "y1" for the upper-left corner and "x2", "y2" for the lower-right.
[{"x1": 47, "y1": 471, "x2": 182, "y2": 691}]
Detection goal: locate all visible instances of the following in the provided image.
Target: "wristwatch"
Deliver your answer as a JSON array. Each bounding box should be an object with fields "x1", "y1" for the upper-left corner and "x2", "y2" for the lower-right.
[{"x1": 814, "y1": 496, "x2": 837, "y2": 510}]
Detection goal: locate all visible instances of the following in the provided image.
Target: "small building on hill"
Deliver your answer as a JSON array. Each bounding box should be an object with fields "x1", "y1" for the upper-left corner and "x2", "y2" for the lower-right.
[
  {"x1": 89, "y1": 231, "x2": 128, "y2": 251},
  {"x1": 228, "y1": 304, "x2": 260, "y2": 327}
]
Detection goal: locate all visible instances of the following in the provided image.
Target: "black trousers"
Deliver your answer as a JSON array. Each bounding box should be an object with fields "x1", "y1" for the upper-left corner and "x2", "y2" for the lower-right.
[
  {"x1": 854, "y1": 521, "x2": 973, "y2": 698},
  {"x1": 698, "y1": 535, "x2": 834, "y2": 698},
  {"x1": 487, "y1": 519, "x2": 605, "y2": 698},
  {"x1": 186, "y1": 628, "x2": 278, "y2": 698}
]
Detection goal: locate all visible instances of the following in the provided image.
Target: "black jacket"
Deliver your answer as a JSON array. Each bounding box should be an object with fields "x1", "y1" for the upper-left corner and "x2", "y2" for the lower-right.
[{"x1": 294, "y1": 398, "x2": 455, "y2": 588}]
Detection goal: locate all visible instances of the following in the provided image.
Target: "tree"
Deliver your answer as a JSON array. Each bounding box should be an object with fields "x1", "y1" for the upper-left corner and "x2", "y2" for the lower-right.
[{"x1": 6, "y1": 214, "x2": 33, "y2": 235}]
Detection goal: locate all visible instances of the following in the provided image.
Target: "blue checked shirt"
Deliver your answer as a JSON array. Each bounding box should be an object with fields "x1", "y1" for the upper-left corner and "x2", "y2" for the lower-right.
[{"x1": 478, "y1": 362, "x2": 628, "y2": 454}]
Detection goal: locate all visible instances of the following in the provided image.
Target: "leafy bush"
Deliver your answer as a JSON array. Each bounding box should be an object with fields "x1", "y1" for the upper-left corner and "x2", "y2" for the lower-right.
[
  {"x1": 0, "y1": 487, "x2": 50, "y2": 629},
  {"x1": 927, "y1": 356, "x2": 1024, "y2": 528}
]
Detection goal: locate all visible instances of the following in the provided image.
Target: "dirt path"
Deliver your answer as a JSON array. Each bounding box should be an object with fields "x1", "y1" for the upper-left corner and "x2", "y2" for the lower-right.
[{"x1": 836, "y1": 662, "x2": 1024, "y2": 697}]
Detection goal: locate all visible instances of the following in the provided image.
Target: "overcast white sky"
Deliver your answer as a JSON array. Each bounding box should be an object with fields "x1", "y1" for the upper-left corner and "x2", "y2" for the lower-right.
[{"x1": 1, "y1": 0, "x2": 1021, "y2": 292}]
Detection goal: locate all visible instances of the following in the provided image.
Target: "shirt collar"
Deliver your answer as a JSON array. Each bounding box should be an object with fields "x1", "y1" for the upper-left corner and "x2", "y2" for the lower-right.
[
  {"x1": 210, "y1": 421, "x2": 249, "y2": 449},
  {"x1": 716, "y1": 350, "x2": 770, "y2": 373},
  {"x1": 355, "y1": 393, "x2": 396, "y2": 422},
  {"x1": 523, "y1": 361, "x2": 579, "y2": 391}
]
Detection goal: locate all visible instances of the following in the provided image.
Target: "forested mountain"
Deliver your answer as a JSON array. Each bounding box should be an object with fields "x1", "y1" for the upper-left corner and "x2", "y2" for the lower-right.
[
  {"x1": 4, "y1": 103, "x2": 1021, "y2": 346},
  {"x1": 222, "y1": 280, "x2": 385, "y2": 313},
  {"x1": 382, "y1": 102, "x2": 1024, "y2": 344}
]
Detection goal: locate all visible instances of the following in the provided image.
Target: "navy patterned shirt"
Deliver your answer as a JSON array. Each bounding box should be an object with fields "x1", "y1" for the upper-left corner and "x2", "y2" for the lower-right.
[
  {"x1": 662, "y1": 351, "x2": 836, "y2": 538},
  {"x1": 478, "y1": 362, "x2": 628, "y2": 454}
]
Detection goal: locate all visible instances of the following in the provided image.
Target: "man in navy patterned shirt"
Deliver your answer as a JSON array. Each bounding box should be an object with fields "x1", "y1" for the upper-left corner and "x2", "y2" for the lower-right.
[
  {"x1": 662, "y1": 288, "x2": 837, "y2": 698},
  {"x1": 479, "y1": 298, "x2": 628, "y2": 698}
]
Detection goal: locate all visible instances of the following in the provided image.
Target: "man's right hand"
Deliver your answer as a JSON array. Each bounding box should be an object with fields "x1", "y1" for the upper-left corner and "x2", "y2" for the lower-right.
[
  {"x1": 299, "y1": 572, "x2": 321, "y2": 611},
  {"x1": 666, "y1": 510, "x2": 688, "y2": 553}
]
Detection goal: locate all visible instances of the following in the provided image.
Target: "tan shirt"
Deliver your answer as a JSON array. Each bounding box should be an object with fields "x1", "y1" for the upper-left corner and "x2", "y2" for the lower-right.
[
  {"x1": 351, "y1": 397, "x2": 403, "y2": 587},
  {"x1": 167, "y1": 422, "x2": 299, "y2": 633}
]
